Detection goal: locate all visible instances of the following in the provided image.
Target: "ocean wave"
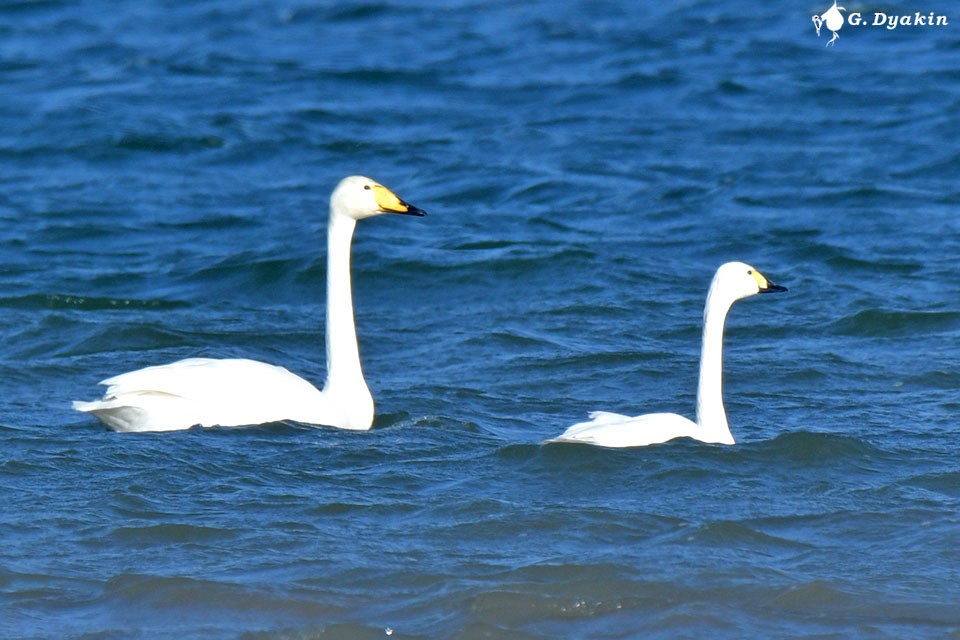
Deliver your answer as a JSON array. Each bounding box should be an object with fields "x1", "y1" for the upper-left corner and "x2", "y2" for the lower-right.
[
  {"x1": 113, "y1": 131, "x2": 226, "y2": 154},
  {"x1": 830, "y1": 309, "x2": 960, "y2": 337},
  {"x1": 689, "y1": 519, "x2": 814, "y2": 551},
  {"x1": 0, "y1": 293, "x2": 186, "y2": 311},
  {"x1": 758, "y1": 430, "x2": 883, "y2": 462},
  {"x1": 110, "y1": 522, "x2": 234, "y2": 544}
]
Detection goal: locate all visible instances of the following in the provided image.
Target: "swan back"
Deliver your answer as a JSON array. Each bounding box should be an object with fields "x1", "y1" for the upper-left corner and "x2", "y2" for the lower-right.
[
  {"x1": 548, "y1": 411, "x2": 702, "y2": 447},
  {"x1": 73, "y1": 358, "x2": 360, "y2": 432}
]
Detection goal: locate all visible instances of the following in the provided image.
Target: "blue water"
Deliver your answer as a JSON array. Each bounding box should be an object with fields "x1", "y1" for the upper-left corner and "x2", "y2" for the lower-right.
[{"x1": 2, "y1": 0, "x2": 960, "y2": 637}]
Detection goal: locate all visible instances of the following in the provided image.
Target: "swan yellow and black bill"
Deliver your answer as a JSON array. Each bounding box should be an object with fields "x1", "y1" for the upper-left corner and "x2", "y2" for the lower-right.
[
  {"x1": 373, "y1": 185, "x2": 427, "y2": 216},
  {"x1": 751, "y1": 269, "x2": 788, "y2": 294}
]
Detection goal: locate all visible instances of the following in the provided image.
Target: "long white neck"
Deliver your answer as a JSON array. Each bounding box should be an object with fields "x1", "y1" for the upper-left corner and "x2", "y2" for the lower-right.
[
  {"x1": 323, "y1": 211, "x2": 366, "y2": 394},
  {"x1": 694, "y1": 286, "x2": 735, "y2": 444}
]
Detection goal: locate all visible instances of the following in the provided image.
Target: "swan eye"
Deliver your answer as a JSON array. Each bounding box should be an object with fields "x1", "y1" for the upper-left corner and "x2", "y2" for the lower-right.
[
  {"x1": 747, "y1": 270, "x2": 753, "y2": 275},
  {"x1": 364, "y1": 185, "x2": 371, "y2": 190}
]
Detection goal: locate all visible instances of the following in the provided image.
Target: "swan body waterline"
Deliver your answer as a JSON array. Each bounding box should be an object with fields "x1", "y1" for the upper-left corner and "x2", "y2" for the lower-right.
[
  {"x1": 547, "y1": 262, "x2": 787, "y2": 448},
  {"x1": 73, "y1": 175, "x2": 426, "y2": 433}
]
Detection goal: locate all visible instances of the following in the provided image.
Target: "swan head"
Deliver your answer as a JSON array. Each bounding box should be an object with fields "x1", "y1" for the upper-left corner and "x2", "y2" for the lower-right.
[
  {"x1": 331, "y1": 175, "x2": 427, "y2": 221},
  {"x1": 714, "y1": 261, "x2": 788, "y2": 302}
]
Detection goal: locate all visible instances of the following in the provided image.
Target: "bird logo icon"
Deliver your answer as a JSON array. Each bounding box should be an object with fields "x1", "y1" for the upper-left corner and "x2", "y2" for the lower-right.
[{"x1": 812, "y1": 1, "x2": 846, "y2": 46}]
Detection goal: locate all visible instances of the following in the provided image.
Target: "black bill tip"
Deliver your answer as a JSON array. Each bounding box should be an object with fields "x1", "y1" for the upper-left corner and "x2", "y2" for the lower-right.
[{"x1": 760, "y1": 282, "x2": 788, "y2": 294}]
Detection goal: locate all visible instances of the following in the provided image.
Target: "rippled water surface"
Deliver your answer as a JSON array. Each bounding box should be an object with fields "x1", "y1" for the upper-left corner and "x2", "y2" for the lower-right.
[{"x1": 2, "y1": 1, "x2": 959, "y2": 638}]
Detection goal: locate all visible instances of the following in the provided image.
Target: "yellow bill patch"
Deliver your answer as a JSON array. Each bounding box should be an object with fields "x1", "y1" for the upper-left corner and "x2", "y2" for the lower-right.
[
  {"x1": 750, "y1": 269, "x2": 771, "y2": 290},
  {"x1": 372, "y1": 185, "x2": 409, "y2": 213}
]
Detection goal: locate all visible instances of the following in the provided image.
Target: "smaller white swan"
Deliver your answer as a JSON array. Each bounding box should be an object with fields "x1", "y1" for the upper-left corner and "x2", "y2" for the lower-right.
[
  {"x1": 547, "y1": 262, "x2": 787, "y2": 448},
  {"x1": 73, "y1": 176, "x2": 426, "y2": 432}
]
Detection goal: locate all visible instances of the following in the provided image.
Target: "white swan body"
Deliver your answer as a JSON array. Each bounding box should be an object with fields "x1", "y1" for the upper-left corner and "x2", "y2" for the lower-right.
[
  {"x1": 548, "y1": 262, "x2": 786, "y2": 448},
  {"x1": 73, "y1": 176, "x2": 426, "y2": 432},
  {"x1": 72, "y1": 358, "x2": 363, "y2": 433}
]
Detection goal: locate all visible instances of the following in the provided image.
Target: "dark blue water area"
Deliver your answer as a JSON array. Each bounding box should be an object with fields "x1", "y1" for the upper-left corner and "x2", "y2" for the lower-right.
[{"x1": 1, "y1": 0, "x2": 959, "y2": 638}]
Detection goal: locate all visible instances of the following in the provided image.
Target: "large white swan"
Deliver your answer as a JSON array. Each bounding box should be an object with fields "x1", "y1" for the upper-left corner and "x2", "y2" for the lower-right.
[
  {"x1": 547, "y1": 262, "x2": 787, "y2": 448},
  {"x1": 73, "y1": 176, "x2": 426, "y2": 432}
]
